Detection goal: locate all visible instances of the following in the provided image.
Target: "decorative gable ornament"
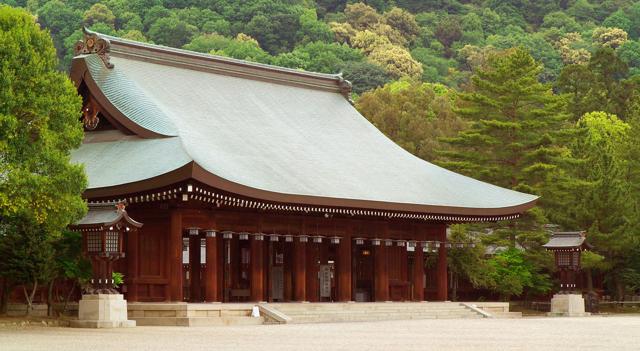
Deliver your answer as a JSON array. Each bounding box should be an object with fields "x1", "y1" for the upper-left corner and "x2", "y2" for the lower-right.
[{"x1": 74, "y1": 27, "x2": 114, "y2": 69}]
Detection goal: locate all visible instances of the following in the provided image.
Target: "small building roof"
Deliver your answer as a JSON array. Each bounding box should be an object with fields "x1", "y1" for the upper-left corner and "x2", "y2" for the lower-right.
[
  {"x1": 69, "y1": 29, "x2": 538, "y2": 218},
  {"x1": 73, "y1": 202, "x2": 143, "y2": 229},
  {"x1": 543, "y1": 231, "x2": 591, "y2": 250}
]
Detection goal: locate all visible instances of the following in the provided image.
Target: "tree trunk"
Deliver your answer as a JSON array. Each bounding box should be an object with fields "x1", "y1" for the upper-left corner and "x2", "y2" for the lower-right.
[
  {"x1": 47, "y1": 279, "x2": 55, "y2": 317},
  {"x1": 615, "y1": 276, "x2": 625, "y2": 302},
  {"x1": 585, "y1": 268, "x2": 594, "y2": 293},
  {"x1": 0, "y1": 279, "x2": 10, "y2": 315},
  {"x1": 451, "y1": 273, "x2": 458, "y2": 302},
  {"x1": 62, "y1": 284, "x2": 75, "y2": 315},
  {"x1": 23, "y1": 281, "x2": 38, "y2": 316}
]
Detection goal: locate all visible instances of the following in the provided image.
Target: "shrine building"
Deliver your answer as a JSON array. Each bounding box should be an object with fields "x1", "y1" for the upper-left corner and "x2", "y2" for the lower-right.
[{"x1": 69, "y1": 29, "x2": 537, "y2": 304}]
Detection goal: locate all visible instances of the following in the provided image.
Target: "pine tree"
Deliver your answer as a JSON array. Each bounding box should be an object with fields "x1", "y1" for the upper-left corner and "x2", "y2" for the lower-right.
[{"x1": 439, "y1": 48, "x2": 571, "y2": 238}]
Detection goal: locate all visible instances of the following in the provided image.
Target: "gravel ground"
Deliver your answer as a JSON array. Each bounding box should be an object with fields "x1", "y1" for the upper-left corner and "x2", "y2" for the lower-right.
[{"x1": 1, "y1": 316, "x2": 639, "y2": 351}]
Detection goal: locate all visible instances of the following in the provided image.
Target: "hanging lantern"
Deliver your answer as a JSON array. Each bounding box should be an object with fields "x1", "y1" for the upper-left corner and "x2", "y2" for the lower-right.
[
  {"x1": 222, "y1": 231, "x2": 233, "y2": 239},
  {"x1": 204, "y1": 229, "x2": 216, "y2": 238},
  {"x1": 371, "y1": 238, "x2": 381, "y2": 246}
]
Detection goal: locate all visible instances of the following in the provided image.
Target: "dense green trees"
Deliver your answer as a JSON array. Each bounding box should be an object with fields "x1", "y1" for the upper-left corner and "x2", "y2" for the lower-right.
[
  {"x1": 0, "y1": 5, "x2": 86, "y2": 313},
  {"x1": 356, "y1": 80, "x2": 463, "y2": 162}
]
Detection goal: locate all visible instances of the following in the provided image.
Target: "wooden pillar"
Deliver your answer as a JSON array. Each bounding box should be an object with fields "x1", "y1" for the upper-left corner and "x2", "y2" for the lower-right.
[
  {"x1": 374, "y1": 243, "x2": 389, "y2": 301},
  {"x1": 436, "y1": 226, "x2": 448, "y2": 301},
  {"x1": 250, "y1": 236, "x2": 265, "y2": 301},
  {"x1": 204, "y1": 230, "x2": 218, "y2": 302},
  {"x1": 217, "y1": 235, "x2": 225, "y2": 301},
  {"x1": 306, "y1": 241, "x2": 319, "y2": 302},
  {"x1": 337, "y1": 237, "x2": 352, "y2": 301},
  {"x1": 283, "y1": 243, "x2": 293, "y2": 301},
  {"x1": 168, "y1": 209, "x2": 183, "y2": 302},
  {"x1": 413, "y1": 244, "x2": 424, "y2": 301},
  {"x1": 189, "y1": 233, "x2": 202, "y2": 302},
  {"x1": 293, "y1": 238, "x2": 307, "y2": 301},
  {"x1": 126, "y1": 228, "x2": 139, "y2": 302}
]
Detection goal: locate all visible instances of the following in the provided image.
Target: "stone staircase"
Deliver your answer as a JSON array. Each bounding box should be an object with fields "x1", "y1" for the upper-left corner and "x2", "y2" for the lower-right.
[
  {"x1": 127, "y1": 302, "x2": 518, "y2": 326},
  {"x1": 267, "y1": 302, "x2": 484, "y2": 324}
]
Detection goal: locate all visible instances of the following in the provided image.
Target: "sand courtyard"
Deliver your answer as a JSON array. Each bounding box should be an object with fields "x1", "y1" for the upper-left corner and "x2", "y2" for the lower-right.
[{"x1": 1, "y1": 316, "x2": 639, "y2": 351}]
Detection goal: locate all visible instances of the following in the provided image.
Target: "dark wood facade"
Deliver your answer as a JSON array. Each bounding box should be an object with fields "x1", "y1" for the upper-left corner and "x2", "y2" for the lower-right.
[{"x1": 112, "y1": 194, "x2": 449, "y2": 303}]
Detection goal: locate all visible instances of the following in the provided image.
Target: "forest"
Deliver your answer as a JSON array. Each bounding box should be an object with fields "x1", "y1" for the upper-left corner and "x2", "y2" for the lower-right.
[{"x1": 2, "y1": 0, "x2": 640, "y2": 302}]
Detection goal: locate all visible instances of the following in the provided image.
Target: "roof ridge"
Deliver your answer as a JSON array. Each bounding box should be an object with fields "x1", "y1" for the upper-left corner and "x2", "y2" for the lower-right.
[{"x1": 78, "y1": 28, "x2": 353, "y2": 98}]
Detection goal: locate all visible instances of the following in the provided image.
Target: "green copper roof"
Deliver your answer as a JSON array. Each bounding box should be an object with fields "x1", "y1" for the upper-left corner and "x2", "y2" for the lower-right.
[
  {"x1": 84, "y1": 55, "x2": 178, "y2": 137},
  {"x1": 72, "y1": 136, "x2": 191, "y2": 189},
  {"x1": 71, "y1": 36, "x2": 538, "y2": 215}
]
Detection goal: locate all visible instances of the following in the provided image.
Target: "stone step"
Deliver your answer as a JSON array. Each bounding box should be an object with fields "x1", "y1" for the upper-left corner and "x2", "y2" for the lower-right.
[
  {"x1": 271, "y1": 304, "x2": 468, "y2": 311},
  {"x1": 289, "y1": 312, "x2": 482, "y2": 320},
  {"x1": 281, "y1": 309, "x2": 474, "y2": 316},
  {"x1": 289, "y1": 313, "x2": 481, "y2": 324},
  {"x1": 133, "y1": 316, "x2": 264, "y2": 326},
  {"x1": 280, "y1": 309, "x2": 464, "y2": 316},
  {"x1": 491, "y1": 312, "x2": 522, "y2": 319}
]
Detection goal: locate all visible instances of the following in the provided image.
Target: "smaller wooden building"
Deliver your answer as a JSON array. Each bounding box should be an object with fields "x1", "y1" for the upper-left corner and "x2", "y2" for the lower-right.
[{"x1": 544, "y1": 231, "x2": 592, "y2": 292}]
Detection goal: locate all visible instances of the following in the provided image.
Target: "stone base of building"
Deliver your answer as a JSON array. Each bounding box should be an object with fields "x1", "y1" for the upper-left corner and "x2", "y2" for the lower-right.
[
  {"x1": 547, "y1": 293, "x2": 591, "y2": 317},
  {"x1": 69, "y1": 294, "x2": 136, "y2": 328}
]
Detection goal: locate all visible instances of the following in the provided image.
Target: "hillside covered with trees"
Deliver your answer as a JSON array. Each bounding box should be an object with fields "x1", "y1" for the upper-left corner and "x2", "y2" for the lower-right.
[{"x1": 3, "y1": 0, "x2": 640, "y2": 302}]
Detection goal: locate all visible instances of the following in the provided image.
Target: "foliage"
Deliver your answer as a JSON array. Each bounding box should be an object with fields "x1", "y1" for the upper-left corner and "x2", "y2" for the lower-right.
[
  {"x1": 273, "y1": 41, "x2": 363, "y2": 73},
  {"x1": 557, "y1": 48, "x2": 639, "y2": 121},
  {"x1": 487, "y1": 248, "x2": 536, "y2": 300},
  {"x1": 147, "y1": 16, "x2": 197, "y2": 48},
  {"x1": 592, "y1": 27, "x2": 628, "y2": 49},
  {"x1": 340, "y1": 60, "x2": 391, "y2": 94},
  {"x1": 83, "y1": 3, "x2": 115, "y2": 28},
  {"x1": 356, "y1": 80, "x2": 463, "y2": 161},
  {"x1": 0, "y1": 4, "x2": 86, "y2": 313},
  {"x1": 112, "y1": 272, "x2": 124, "y2": 288},
  {"x1": 439, "y1": 48, "x2": 569, "y2": 218},
  {"x1": 447, "y1": 225, "x2": 494, "y2": 301}
]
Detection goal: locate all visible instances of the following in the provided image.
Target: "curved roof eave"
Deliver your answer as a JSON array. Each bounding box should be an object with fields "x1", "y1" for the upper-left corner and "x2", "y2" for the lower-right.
[
  {"x1": 70, "y1": 56, "x2": 178, "y2": 138},
  {"x1": 84, "y1": 161, "x2": 538, "y2": 217}
]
